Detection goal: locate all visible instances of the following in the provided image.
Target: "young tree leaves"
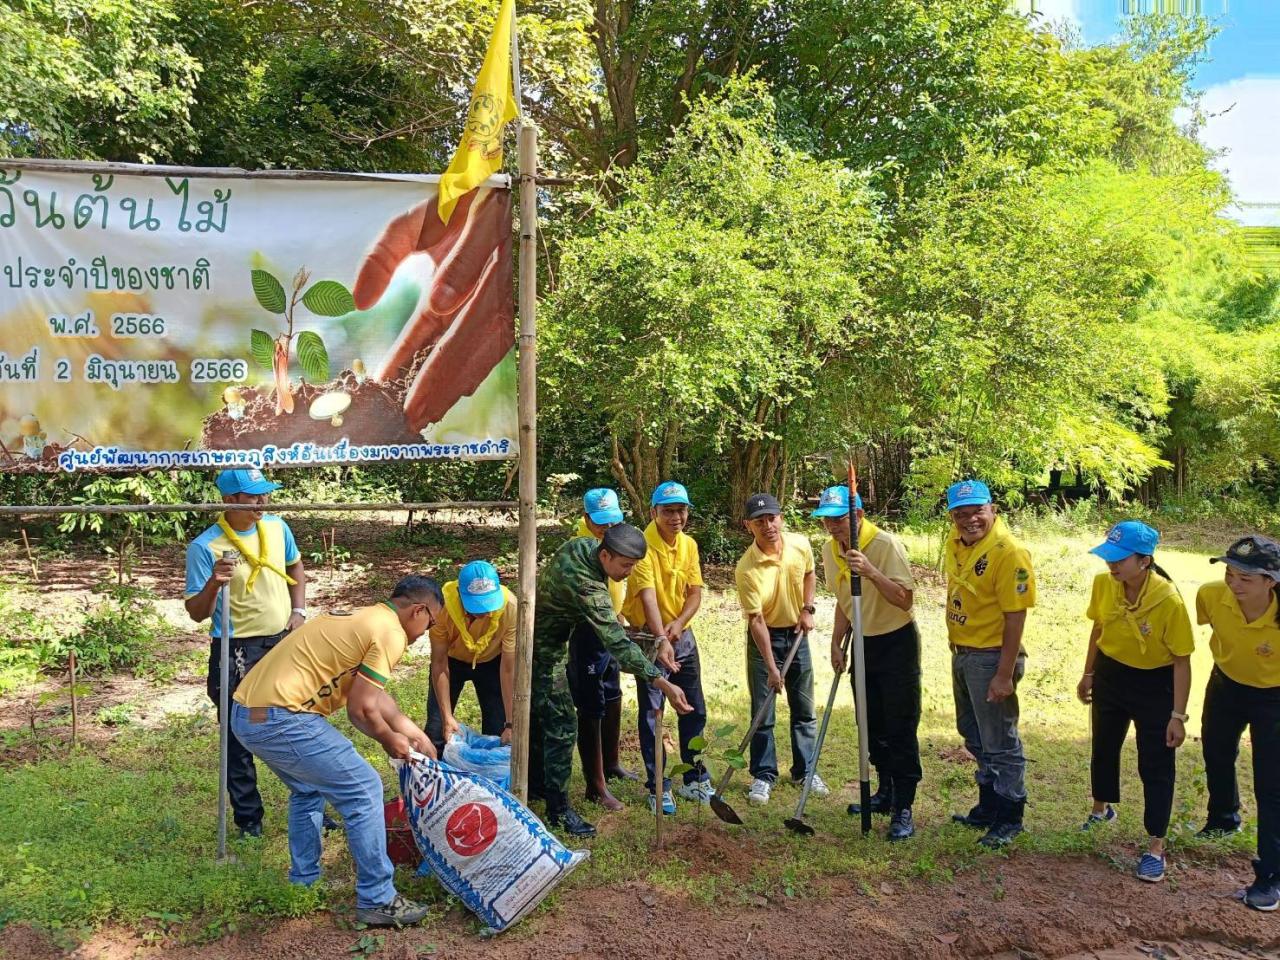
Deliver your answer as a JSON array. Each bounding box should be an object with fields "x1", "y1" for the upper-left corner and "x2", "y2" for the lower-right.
[{"x1": 295, "y1": 331, "x2": 330, "y2": 384}]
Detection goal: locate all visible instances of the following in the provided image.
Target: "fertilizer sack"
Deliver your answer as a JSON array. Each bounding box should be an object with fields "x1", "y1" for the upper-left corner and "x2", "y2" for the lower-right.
[
  {"x1": 442, "y1": 723, "x2": 511, "y2": 790},
  {"x1": 394, "y1": 754, "x2": 587, "y2": 934}
]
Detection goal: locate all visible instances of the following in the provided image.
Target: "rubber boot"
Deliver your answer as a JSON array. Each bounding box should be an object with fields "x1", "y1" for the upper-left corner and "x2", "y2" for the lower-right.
[
  {"x1": 602, "y1": 698, "x2": 638, "y2": 782},
  {"x1": 545, "y1": 790, "x2": 597, "y2": 838},
  {"x1": 952, "y1": 781, "x2": 998, "y2": 829},
  {"x1": 578, "y1": 715, "x2": 623, "y2": 810},
  {"x1": 978, "y1": 795, "x2": 1025, "y2": 848}
]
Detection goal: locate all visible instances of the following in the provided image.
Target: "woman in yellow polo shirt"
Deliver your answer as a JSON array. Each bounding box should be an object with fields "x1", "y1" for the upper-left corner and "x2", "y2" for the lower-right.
[
  {"x1": 1195, "y1": 535, "x2": 1280, "y2": 913},
  {"x1": 1077, "y1": 521, "x2": 1192, "y2": 884}
]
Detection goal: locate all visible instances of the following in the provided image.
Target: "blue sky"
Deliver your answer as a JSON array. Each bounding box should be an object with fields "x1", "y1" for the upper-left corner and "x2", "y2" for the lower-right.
[{"x1": 1034, "y1": 1, "x2": 1279, "y2": 223}]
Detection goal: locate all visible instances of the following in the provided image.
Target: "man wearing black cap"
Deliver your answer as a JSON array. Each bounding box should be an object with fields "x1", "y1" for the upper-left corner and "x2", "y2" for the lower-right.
[
  {"x1": 734, "y1": 493, "x2": 822, "y2": 807},
  {"x1": 531, "y1": 523, "x2": 693, "y2": 837}
]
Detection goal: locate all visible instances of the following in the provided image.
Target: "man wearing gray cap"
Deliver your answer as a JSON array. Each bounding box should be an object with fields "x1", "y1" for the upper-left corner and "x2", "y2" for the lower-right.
[{"x1": 531, "y1": 524, "x2": 692, "y2": 837}]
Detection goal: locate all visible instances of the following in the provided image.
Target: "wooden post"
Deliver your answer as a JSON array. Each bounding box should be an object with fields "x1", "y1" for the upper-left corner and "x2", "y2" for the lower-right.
[
  {"x1": 654, "y1": 708, "x2": 664, "y2": 849},
  {"x1": 68, "y1": 650, "x2": 78, "y2": 748},
  {"x1": 510, "y1": 120, "x2": 539, "y2": 802},
  {"x1": 20, "y1": 529, "x2": 37, "y2": 581}
]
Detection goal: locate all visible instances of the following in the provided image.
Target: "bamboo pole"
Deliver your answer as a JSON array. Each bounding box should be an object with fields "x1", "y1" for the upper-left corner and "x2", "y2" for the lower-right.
[
  {"x1": 68, "y1": 650, "x2": 78, "y2": 749},
  {"x1": 510, "y1": 121, "x2": 539, "y2": 802},
  {"x1": 0, "y1": 500, "x2": 516, "y2": 518},
  {"x1": 20, "y1": 529, "x2": 37, "y2": 581}
]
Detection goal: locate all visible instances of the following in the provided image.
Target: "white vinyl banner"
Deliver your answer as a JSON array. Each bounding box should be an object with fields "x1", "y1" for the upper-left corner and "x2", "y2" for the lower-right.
[{"x1": 0, "y1": 166, "x2": 516, "y2": 473}]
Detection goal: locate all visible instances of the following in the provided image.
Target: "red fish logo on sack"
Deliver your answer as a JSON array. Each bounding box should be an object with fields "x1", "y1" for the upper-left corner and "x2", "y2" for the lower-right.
[{"x1": 445, "y1": 802, "x2": 499, "y2": 857}]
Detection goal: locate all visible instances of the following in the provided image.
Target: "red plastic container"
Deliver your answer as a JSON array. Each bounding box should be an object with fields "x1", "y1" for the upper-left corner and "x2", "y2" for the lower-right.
[{"x1": 384, "y1": 797, "x2": 422, "y2": 868}]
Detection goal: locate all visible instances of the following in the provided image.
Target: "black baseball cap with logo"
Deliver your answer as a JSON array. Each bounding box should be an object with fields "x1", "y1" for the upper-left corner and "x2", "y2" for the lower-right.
[
  {"x1": 1210, "y1": 535, "x2": 1280, "y2": 582},
  {"x1": 744, "y1": 493, "x2": 782, "y2": 520}
]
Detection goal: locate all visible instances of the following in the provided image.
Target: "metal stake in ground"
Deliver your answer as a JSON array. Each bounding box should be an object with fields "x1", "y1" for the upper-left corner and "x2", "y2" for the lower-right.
[
  {"x1": 654, "y1": 706, "x2": 664, "y2": 849},
  {"x1": 784, "y1": 623, "x2": 854, "y2": 836},
  {"x1": 709, "y1": 630, "x2": 808, "y2": 826},
  {"x1": 216, "y1": 549, "x2": 236, "y2": 862},
  {"x1": 846, "y1": 464, "x2": 872, "y2": 836}
]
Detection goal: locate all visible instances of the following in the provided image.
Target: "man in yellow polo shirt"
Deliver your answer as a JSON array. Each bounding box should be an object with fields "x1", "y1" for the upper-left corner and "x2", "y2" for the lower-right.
[
  {"x1": 813, "y1": 484, "x2": 920, "y2": 841},
  {"x1": 943, "y1": 479, "x2": 1036, "y2": 848},
  {"x1": 425, "y1": 560, "x2": 516, "y2": 754},
  {"x1": 231, "y1": 575, "x2": 441, "y2": 928},
  {"x1": 734, "y1": 493, "x2": 824, "y2": 807},
  {"x1": 625, "y1": 481, "x2": 710, "y2": 814},
  {"x1": 184, "y1": 468, "x2": 306, "y2": 838}
]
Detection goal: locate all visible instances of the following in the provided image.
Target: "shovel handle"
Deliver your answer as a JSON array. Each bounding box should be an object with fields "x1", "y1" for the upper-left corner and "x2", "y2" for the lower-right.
[{"x1": 714, "y1": 630, "x2": 808, "y2": 796}]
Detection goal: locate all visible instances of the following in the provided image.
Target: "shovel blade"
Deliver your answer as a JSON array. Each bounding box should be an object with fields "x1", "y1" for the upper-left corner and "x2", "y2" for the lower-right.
[
  {"x1": 783, "y1": 817, "x2": 815, "y2": 836},
  {"x1": 709, "y1": 795, "x2": 744, "y2": 825}
]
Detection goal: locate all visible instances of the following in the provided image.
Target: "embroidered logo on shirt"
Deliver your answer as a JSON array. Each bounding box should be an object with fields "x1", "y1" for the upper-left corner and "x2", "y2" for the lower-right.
[
  {"x1": 974, "y1": 556, "x2": 989, "y2": 577},
  {"x1": 1258, "y1": 642, "x2": 1273, "y2": 658}
]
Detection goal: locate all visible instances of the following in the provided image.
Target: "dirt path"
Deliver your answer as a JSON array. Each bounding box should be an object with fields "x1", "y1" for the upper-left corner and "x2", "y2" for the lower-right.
[{"x1": 2, "y1": 851, "x2": 1274, "y2": 960}]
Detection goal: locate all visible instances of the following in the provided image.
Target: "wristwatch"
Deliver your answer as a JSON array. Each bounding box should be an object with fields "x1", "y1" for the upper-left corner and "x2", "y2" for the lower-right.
[
  {"x1": 1170, "y1": 710, "x2": 1189, "y2": 722},
  {"x1": 291, "y1": 607, "x2": 306, "y2": 618},
  {"x1": 802, "y1": 604, "x2": 816, "y2": 615},
  {"x1": 503, "y1": 721, "x2": 513, "y2": 731}
]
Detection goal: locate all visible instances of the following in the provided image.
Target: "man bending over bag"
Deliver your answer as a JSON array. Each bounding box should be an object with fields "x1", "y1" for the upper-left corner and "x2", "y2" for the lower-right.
[{"x1": 231, "y1": 575, "x2": 443, "y2": 928}]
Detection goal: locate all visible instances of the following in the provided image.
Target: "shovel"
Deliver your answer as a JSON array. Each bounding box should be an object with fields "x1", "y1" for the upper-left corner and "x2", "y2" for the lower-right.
[
  {"x1": 709, "y1": 629, "x2": 808, "y2": 825},
  {"x1": 784, "y1": 622, "x2": 854, "y2": 836}
]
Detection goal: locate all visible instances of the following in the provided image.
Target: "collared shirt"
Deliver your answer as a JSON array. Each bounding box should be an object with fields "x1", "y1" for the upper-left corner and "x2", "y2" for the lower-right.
[
  {"x1": 1196, "y1": 580, "x2": 1280, "y2": 688},
  {"x1": 234, "y1": 603, "x2": 408, "y2": 715},
  {"x1": 735, "y1": 532, "x2": 815, "y2": 629},
  {"x1": 821, "y1": 529, "x2": 914, "y2": 638},
  {"x1": 624, "y1": 522, "x2": 704, "y2": 627},
  {"x1": 944, "y1": 517, "x2": 1036, "y2": 649},
  {"x1": 185, "y1": 515, "x2": 299, "y2": 639},
  {"x1": 574, "y1": 517, "x2": 627, "y2": 614},
  {"x1": 431, "y1": 591, "x2": 517, "y2": 665},
  {"x1": 1087, "y1": 571, "x2": 1193, "y2": 669},
  {"x1": 534, "y1": 537, "x2": 660, "y2": 680}
]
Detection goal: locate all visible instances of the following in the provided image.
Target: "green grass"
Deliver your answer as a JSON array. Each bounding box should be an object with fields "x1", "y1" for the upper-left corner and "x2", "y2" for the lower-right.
[{"x1": 0, "y1": 518, "x2": 1260, "y2": 940}]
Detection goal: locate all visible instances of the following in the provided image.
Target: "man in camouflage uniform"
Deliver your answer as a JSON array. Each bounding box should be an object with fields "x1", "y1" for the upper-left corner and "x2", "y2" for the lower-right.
[{"x1": 531, "y1": 524, "x2": 692, "y2": 837}]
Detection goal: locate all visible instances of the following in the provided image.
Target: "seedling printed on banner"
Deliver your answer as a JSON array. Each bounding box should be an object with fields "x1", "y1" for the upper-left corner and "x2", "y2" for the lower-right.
[{"x1": 247, "y1": 266, "x2": 347, "y2": 416}]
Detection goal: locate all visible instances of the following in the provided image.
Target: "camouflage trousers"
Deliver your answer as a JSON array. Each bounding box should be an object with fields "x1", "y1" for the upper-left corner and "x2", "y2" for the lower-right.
[{"x1": 529, "y1": 642, "x2": 577, "y2": 799}]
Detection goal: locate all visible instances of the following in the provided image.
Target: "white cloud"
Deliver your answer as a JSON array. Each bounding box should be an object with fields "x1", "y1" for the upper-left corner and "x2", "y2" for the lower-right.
[
  {"x1": 1030, "y1": 0, "x2": 1084, "y2": 35},
  {"x1": 1197, "y1": 76, "x2": 1280, "y2": 220}
]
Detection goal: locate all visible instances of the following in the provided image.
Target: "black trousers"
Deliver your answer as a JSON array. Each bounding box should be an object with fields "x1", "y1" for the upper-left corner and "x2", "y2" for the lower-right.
[
  {"x1": 1203, "y1": 666, "x2": 1280, "y2": 877},
  {"x1": 851, "y1": 621, "x2": 923, "y2": 809},
  {"x1": 425, "y1": 655, "x2": 506, "y2": 754},
  {"x1": 1090, "y1": 651, "x2": 1175, "y2": 839},
  {"x1": 206, "y1": 632, "x2": 284, "y2": 830}
]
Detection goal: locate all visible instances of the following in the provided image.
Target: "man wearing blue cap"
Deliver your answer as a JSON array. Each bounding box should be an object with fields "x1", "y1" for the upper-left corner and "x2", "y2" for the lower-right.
[
  {"x1": 624, "y1": 481, "x2": 710, "y2": 813},
  {"x1": 813, "y1": 485, "x2": 920, "y2": 841},
  {"x1": 184, "y1": 468, "x2": 306, "y2": 838},
  {"x1": 425, "y1": 560, "x2": 517, "y2": 754},
  {"x1": 567, "y1": 488, "x2": 635, "y2": 809},
  {"x1": 943, "y1": 479, "x2": 1036, "y2": 847}
]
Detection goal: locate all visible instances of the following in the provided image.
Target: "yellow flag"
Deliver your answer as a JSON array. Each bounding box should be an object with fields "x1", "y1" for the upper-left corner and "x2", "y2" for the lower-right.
[{"x1": 438, "y1": 0, "x2": 520, "y2": 224}]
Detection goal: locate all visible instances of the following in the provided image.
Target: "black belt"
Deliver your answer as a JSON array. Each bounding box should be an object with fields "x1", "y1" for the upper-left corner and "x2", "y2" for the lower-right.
[{"x1": 219, "y1": 631, "x2": 286, "y2": 648}]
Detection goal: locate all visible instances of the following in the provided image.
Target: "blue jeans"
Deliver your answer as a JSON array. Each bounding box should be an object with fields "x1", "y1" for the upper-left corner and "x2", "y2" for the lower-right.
[
  {"x1": 230, "y1": 703, "x2": 396, "y2": 909},
  {"x1": 638, "y1": 629, "x2": 708, "y2": 792},
  {"x1": 746, "y1": 627, "x2": 817, "y2": 783},
  {"x1": 951, "y1": 648, "x2": 1027, "y2": 802}
]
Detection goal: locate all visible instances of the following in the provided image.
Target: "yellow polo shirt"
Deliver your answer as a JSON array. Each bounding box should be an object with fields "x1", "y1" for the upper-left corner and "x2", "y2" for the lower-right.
[
  {"x1": 821, "y1": 529, "x2": 914, "y2": 638},
  {"x1": 234, "y1": 603, "x2": 408, "y2": 715},
  {"x1": 1196, "y1": 580, "x2": 1280, "y2": 688},
  {"x1": 184, "y1": 515, "x2": 300, "y2": 639},
  {"x1": 944, "y1": 517, "x2": 1035, "y2": 649},
  {"x1": 624, "y1": 522, "x2": 704, "y2": 627},
  {"x1": 735, "y1": 532, "x2": 815, "y2": 629},
  {"x1": 1087, "y1": 572, "x2": 1194, "y2": 669},
  {"x1": 431, "y1": 592, "x2": 517, "y2": 665},
  {"x1": 574, "y1": 517, "x2": 627, "y2": 614}
]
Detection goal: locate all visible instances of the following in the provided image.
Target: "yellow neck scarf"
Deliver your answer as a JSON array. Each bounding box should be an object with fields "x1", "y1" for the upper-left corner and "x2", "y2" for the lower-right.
[
  {"x1": 1103, "y1": 571, "x2": 1177, "y2": 656},
  {"x1": 216, "y1": 513, "x2": 297, "y2": 592},
  {"x1": 830, "y1": 519, "x2": 881, "y2": 583},
  {"x1": 945, "y1": 516, "x2": 1011, "y2": 598},
  {"x1": 443, "y1": 580, "x2": 514, "y2": 666},
  {"x1": 644, "y1": 522, "x2": 693, "y2": 595}
]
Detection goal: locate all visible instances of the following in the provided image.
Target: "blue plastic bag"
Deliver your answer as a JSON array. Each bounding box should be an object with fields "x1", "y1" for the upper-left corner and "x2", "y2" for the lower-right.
[{"x1": 442, "y1": 723, "x2": 511, "y2": 790}]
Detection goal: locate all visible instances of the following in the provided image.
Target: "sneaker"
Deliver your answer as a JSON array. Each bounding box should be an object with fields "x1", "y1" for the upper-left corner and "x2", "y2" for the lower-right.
[
  {"x1": 647, "y1": 790, "x2": 677, "y2": 815},
  {"x1": 1197, "y1": 820, "x2": 1242, "y2": 838},
  {"x1": 1244, "y1": 860, "x2": 1280, "y2": 912},
  {"x1": 1081, "y1": 805, "x2": 1117, "y2": 831},
  {"x1": 1136, "y1": 853, "x2": 1166, "y2": 883},
  {"x1": 676, "y1": 780, "x2": 715, "y2": 805},
  {"x1": 887, "y1": 808, "x2": 915, "y2": 842},
  {"x1": 747, "y1": 778, "x2": 772, "y2": 806},
  {"x1": 791, "y1": 773, "x2": 831, "y2": 798},
  {"x1": 355, "y1": 894, "x2": 430, "y2": 928},
  {"x1": 977, "y1": 797, "x2": 1025, "y2": 849}
]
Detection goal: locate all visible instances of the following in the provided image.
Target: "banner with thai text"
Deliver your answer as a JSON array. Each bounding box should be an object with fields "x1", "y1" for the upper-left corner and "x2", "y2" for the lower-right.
[{"x1": 0, "y1": 165, "x2": 516, "y2": 473}]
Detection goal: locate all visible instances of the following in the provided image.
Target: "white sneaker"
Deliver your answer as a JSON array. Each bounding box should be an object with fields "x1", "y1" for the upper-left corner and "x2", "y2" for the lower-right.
[
  {"x1": 747, "y1": 778, "x2": 772, "y2": 806},
  {"x1": 677, "y1": 780, "x2": 716, "y2": 805},
  {"x1": 809, "y1": 774, "x2": 830, "y2": 798}
]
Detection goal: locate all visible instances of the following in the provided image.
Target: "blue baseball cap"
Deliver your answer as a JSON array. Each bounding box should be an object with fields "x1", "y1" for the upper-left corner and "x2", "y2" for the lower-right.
[
  {"x1": 651, "y1": 481, "x2": 691, "y2": 507},
  {"x1": 947, "y1": 479, "x2": 992, "y2": 511},
  {"x1": 457, "y1": 560, "x2": 505, "y2": 615},
  {"x1": 1090, "y1": 521, "x2": 1159, "y2": 562},
  {"x1": 583, "y1": 488, "x2": 624, "y2": 525},
  {"x1": 811, "y1": 484, "x2": 863, "y2": 518},
  {"x1": 216, "y1": 468, "x2": 280, "y2": 496}
]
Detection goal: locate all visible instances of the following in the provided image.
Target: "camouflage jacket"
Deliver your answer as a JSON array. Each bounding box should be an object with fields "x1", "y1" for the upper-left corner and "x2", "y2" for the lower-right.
[{"x1": 535, "y1": 537, "x2": 661, "y2": 681}]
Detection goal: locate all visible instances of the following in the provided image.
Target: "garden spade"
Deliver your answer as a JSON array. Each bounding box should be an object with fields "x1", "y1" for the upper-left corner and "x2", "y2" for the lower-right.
[
  {"x1": 784, "y1": 623, "x2": 854, "y2": 836},
  {"x1": 709, "y1": 630, "x2": 808, "y2": 825}
]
